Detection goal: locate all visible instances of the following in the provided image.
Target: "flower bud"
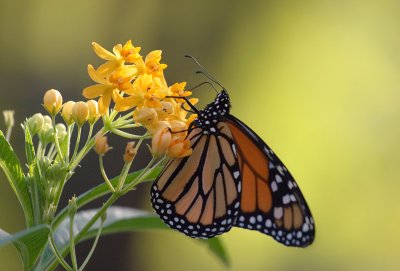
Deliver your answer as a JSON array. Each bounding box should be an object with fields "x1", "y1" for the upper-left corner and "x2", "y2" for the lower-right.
[
  {"x1": 68, "y1": 196, "x2": 77, "y2": 218},
  {"x1": 167, "y1": 136, "x2": 192, "y2": 158},
  {"x1": 72, "y1": 101, "x2": 89, "y2": 126},
  {"x1": 26, "y1": 113, "x2": 44, "y2": 135},
  {"x1": 156, "y1": 101, "x2": 174, "y2": 119},
  {"x1": 43, "y1": 89, "x2": 63, "y2": 116},
  {"x1": 147, "y1": 120, "x2": 170, "y2": 135},
  {"x1": 43, "y1": 115, "x2": 52, "y2": 126},
  {"x1": 38, "y1": 123, "x2": 54, "y2": 145},
  {"x1": 3, "y1": 110, "x2": 15, "y2": 129},
  {"x1": 94, "y1": 133, "x2": 111, "y2": 156},
  {"x1": 55, "y1": 123, "x2": 67, "y2": 142},
  {"x1": 86, "y1": 100, "x2": 100, "y2": 124},
  {"x1": 151, "y1": 127, "x2": 172, "y2": 157},
  {"x1": 134, "y1": 107, "x2": 158, "y2": 126},
  {"x1": 123, "y1": 141, "x2": 137, "y2": 163},
  {"x1": 62, "y1": 101, "x2": 76, "y2": 125}
]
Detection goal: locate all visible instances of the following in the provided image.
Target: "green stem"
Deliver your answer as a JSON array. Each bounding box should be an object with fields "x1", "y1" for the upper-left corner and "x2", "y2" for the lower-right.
[
  {"x1": 84, "y1": 124, "x2": 94, "y2": 146},
  {"x1": 52, "y1": 116, "x2": 64, "y2": 161},
  {"x1": 48, "y1": 232, "x2": 72, "y2": 271},
  {"x1": 110, "y1": 128, "x2": 145, "y2": 139},
  {"x1": 69, "y1": 213, "x2": 79, "y2": 271},
  {"x1": 46, "y1": 160, "x2": 163, "y2": 271},
  {"x1": 78, "y1": 217, "x2": 105, "y2": 271},
  {"x1": 99, "y1": 155, "x2": 115, "y2": 193},
  {"x1": 71, "y1": 126, "x2": 82, "y2": 162},
  {"x1": 32, "y1": 178, "x2": 41, "y2": 225},
  {"x1": 68, "y1": 128, "x2": 107, "y2": 171}
]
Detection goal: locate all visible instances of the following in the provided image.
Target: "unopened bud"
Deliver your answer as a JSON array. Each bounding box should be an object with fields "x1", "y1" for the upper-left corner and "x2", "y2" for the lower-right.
[
  {"x1": 26, "y1": 113, "x2": 44, "y2": 135},
  {"x1": 55, "y1": 123, "x2": 67, "y2": 141},
  {"x1": 68, "y1": 196, "x2": 77, "y2": 218},
  {"x1": 62, "y1": 101, "x2": 76, "y2": 125},
  {"x1": 38, "y1": 123, "x2": 54, "y2": 145},
  {"x1": 86, "y1": 100, "x2": 100, "y2": 124},
  {"x1": 72, "y1": 101, "x2": 89, "y2": 126},
  {"x1": 43, "y1": 89, "x2": 63, "y2": 116},
  {"x1": 3, "y1": 110, "x2": 15, "y2": 128},
  {"x1": 123, "y1": 141, "x2": 137, "y2": 163}
]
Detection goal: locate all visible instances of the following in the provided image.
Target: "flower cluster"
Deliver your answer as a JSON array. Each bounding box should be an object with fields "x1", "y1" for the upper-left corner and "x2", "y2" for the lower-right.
[{"x1": 82, "y1": 41, "x2": 197, "y2": 158}]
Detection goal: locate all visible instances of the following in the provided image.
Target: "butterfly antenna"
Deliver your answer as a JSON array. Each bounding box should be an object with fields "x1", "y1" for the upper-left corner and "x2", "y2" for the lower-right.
[
  {"x1": 189, "y1": 81, "x2": 219, "y2": 94},
  {"x1": 185, "y1": 55, "x2": 226, "y2": 91}
]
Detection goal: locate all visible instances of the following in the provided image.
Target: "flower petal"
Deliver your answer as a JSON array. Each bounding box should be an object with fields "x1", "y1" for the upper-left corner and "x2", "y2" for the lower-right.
[
  {"x1": 88, "y1": 65, "x2": 107, "y2": 84},
  {"x1": 97, "y1": 61, "x2": 120, "y2": 76},
  {"x1": 92, "y1": 42, "x2": 116, "y2": 61},
  {"x1": 98, "y1": 90, "x2": 113, "y2": 114},
  {"x1": 83, "y1": 84, "x2": 111, "y2": 99}
]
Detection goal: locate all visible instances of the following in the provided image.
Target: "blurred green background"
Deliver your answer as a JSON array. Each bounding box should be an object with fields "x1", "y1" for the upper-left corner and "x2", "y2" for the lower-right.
[{"x1": 1, "y1": 0, "x2": 400, "y2": 270}]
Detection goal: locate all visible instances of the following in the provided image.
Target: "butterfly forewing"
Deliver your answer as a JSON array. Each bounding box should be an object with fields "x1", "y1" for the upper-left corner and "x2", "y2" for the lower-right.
[
  {"x1": 151, "y1": 123, "x2": 241, "y2": 238},
  {"x1": 226, "y1": 115, "x2": 315, "y2": 247}
]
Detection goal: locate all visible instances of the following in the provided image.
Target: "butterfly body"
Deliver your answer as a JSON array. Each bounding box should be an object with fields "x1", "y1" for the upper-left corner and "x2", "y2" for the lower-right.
[{"x1": 151, "y1": 90, "x2": 315, "y2": 246}]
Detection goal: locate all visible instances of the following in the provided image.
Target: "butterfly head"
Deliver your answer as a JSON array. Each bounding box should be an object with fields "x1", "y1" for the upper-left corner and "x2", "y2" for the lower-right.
[{"x1": 194, "y1": 90, "x2": 231, "y2": 133}]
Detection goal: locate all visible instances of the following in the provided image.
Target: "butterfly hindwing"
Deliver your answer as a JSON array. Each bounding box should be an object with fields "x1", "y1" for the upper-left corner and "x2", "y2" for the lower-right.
[
  {"x1": 226, "y1": 115, "x2": 315, "y2": 247},
  {"x1": 151, "y1": 123, "x2": 241, "y2": 238}
]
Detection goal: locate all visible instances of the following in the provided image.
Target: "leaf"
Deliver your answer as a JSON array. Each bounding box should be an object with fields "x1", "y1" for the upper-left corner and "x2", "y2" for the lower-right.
[
  {"x1": 39, "y1": 207, "x2": 229, "y2": 270},
  {"x1": 24, "y1": 127, "x2": 35, "y2": 166},
  {"x1": 51, "y1": 165, "x2": 164, "y2": 229},
  {"x1": 0, "y1": 225, "x2": 50, "y2": 269},
  {"x1": 0, "y1": 131, "x2": 34, "y2": 227},
  {"x1": 198, "y1": 238, "x2": 230, "y2": 267}
]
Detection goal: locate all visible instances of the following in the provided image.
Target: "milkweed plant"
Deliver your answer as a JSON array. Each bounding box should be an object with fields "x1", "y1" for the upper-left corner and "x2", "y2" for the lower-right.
[{"x1": 0, "y1": 41, "x2": 228, "y2": 271}]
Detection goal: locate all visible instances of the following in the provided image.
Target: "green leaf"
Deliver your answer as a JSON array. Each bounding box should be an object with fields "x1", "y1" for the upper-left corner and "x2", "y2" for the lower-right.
[
  {"x1": 198, "y1": 238, "x2": 230, "y2": 267},
  {"x1": 0, "y1": 131, "x2": 34, "y2": 227},
  {"x1": 0, "y1": 225, "x2": 50, "y2": 270},
  {"x1": 52, "y1": 165, "x2": 164, "y2": 229},
  {"x1": 24, "y1": 127, "x2": 35, "y2": 166},
  {"x1": 40, "y1": 207, "x2": 229, "y2": 270}
]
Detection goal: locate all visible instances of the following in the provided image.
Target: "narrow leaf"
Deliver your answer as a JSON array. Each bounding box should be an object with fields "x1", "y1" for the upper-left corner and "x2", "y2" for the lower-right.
[
  {"x1": 24, "y1": 127, "x2": 35, "y2": 165},
  {"x1": 0, "y1": 131, "x2": 34, "y2": 227},
  {"x1": 0, "y1": 225, "x2": 50, "y2": 269}
]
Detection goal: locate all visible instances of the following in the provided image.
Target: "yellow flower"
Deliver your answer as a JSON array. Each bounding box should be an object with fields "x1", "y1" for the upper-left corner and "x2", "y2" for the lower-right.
[
  {"x1": 173, "y1": 98, "x2": 198, "y2": 126},
  {"x1": 114, "y1": 74, "x2": 165, "y2": 111},
  {"x1": 134, "y1": 107, "x2": 158, "y2": 126},
  {"x1": 169, "y1": 82, "x2": 191, "y2": 97},
  {"x1": 136, "y1": 50, "x2": 167, "y2": 78},
  {"x1": 92, "y1": 41, "x2": 142, "y2": 76},
  {"x1": 151, "y1": 126, "x2": 172, "y2": 157},
  {"x1": 82, "y1": 65, "x2": 137, "y2": 114},
  {"x1": 120, "y1": 40, "x2": 142, "y2": 63}
]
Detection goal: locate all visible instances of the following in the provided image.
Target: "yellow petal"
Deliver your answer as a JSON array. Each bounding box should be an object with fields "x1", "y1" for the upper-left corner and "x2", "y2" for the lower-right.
[
  {"x1": 98, "y1": 91, "x2": 112, "y2": 114},
  {"x1": 97, "y1": 61, "x2": 120, "y2": 76},
  {"x1": 92, "y1": 42, "x2": 116, "y2": 61},
  {"x1": 113, "y1": 44, "x2": 123, "y2": 58},
  {"x1": 88, "y1": 65, "x2": 107, "y2": 84},
  {"x1": 83, "y1": 84, "x2": 111, "y2": 99}
]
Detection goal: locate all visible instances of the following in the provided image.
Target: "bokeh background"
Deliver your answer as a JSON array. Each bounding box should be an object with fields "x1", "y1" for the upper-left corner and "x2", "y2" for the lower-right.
[{"x1": 1, "y1": 0, "x2": 400, "y2": 270}]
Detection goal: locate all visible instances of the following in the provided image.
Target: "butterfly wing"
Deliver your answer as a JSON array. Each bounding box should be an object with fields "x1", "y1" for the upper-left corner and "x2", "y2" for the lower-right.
[
  {"x1": 225, "y1": 115, "x2": 315, "y2": 247},
  {"x1": 151, "y1": 123, "x2": 241, "y2": 238}
]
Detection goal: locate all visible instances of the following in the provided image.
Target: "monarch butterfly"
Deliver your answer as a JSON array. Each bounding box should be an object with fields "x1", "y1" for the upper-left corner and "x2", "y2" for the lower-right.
[{"x1": 151, "y1": 75, "x2": 315, "y2": 247}]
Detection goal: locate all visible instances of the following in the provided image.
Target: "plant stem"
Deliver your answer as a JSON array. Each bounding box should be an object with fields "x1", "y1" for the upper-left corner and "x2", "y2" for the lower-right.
[
  {"x1": 69, "y1": 213, "x2": 79, "y2": 271},
  {"x1": 48, "y1": 232, "x2": 73, "y2": 271},
  {"x1": 78, "y1": 218, "x2": 104, "y2": 271},
  {"x1": 52, "y1": 116, "x2": 64, "y2": 161},
  {"x1": 99, "y1": 155, "x2": 115, "y2": 193},
  {"x1": 71, "y1": 126, "x2": 82, "y2": 162}
]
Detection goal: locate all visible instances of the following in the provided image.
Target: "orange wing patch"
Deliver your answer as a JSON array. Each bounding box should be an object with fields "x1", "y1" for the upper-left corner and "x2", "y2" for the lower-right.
[{"x1": 227, "y1": 121, "x2": 272, "y2": 213}]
